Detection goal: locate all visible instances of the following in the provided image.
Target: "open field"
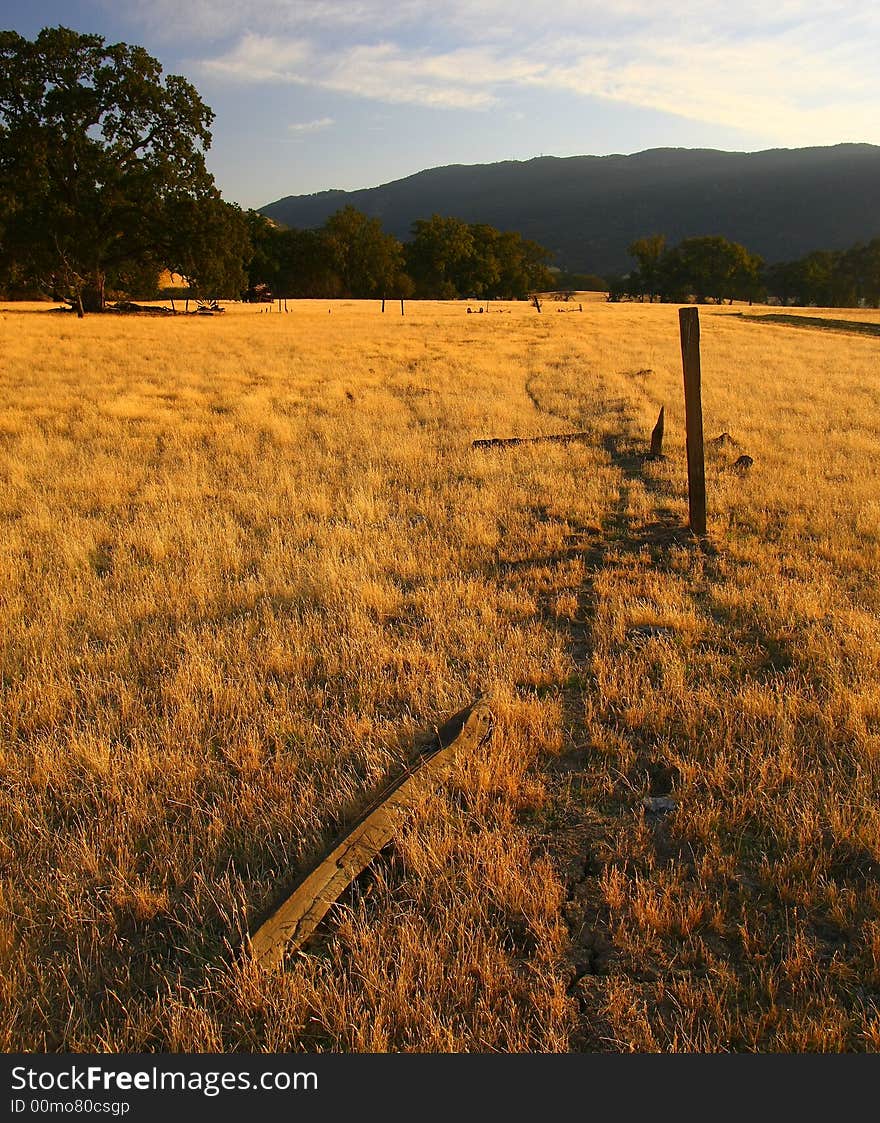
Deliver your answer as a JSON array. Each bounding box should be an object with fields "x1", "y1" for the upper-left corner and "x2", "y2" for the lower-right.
[{"x1": 1, "y1": 297, "x2": 879, "y2": 1052}]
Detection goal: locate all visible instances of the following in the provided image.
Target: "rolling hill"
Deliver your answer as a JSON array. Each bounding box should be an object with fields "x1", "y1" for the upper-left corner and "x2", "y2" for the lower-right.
[{"x1": 259, "y1": 143, "x2": 880, "y2": 275}]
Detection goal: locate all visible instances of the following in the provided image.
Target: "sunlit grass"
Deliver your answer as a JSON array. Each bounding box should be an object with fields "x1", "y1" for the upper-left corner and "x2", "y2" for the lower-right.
[{"x1": 1, "y1": 296, "x2": 878, "y2": 1051}]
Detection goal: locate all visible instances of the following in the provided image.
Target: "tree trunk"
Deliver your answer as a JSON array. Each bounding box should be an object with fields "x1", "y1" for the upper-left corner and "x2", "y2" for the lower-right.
[{"x1": 81, "y1": 275, "x2": 105, "y2": 314}]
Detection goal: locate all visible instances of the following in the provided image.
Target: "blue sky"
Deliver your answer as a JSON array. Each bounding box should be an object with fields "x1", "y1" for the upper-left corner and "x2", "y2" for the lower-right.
[{"x1": 3, "y1": 2, "x2": 878, "y2": 209}]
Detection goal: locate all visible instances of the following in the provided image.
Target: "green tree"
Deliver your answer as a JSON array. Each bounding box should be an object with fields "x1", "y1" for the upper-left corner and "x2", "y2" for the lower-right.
[
  {"x1": 278, "y1": 227, "x2": 342, "y2": 299},
  {"x1": 605, "y1": 274, "x2": 631, "y2": 302},
  {"x1": 492, "y1": 229, "x2": 554, "y2": 298},
  {"x1": 764, "y1": 245, "x2": 871, "y2": 308},
  {"x1": 846, "y1": 239, "x2": 880, "y2": 307},
  {"x1": 763, "y1": 260, "x2": 796, "y2": 306},
  {"x1": 406, "y1": 215, "x2": 552, "y2": 299},
  {"x1": 627, "y1": 234, "x2": 666, "y2": 301},
  {"x1": 406, "y1": 215, "x2": 475, "y2": 298},
  {"x1": 660, "y1": 236, "x2": 762, "y2": 304},
  {"x1": 244, "y1": 213, "x2": 399, "y2": 301},
  {"x1": 460, "y1": 222, "x2": 501, "y2": 296},
  {"x1": 321, "y1": 206, "x2": 404, "y2": 298},
  {"x1": 796, "y1": 250, "x2": 849, "y2": 306},
  {"x1": 0, "y1": 26, "x2": 220, "y2": 313},
  {"x1": 243, "y1": 211, "x2": 284, "y2": 297},
  {"x1": 165, "y1": 195, "x2": 250, "y2": 300}
]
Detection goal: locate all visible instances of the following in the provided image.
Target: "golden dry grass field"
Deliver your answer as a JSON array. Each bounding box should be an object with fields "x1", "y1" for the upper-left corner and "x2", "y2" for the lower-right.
[{"x1": 1, "y1": 296, "x2": 879, "y2": 1052}]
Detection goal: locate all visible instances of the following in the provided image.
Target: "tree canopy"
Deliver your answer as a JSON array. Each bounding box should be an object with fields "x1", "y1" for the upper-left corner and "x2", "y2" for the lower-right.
[
  {"x1": 244, "y1": 208, "x2": 554, "y2": 302},
  {"x1": 405, "y1": 214, "x2": 554, "y2": 299},
  {"x1": 616, "y1": 234, "x2": 763, "y2": 304},
  {"x1": 322, "y1": 206, "x2": 407, "y2": 299},
  {"x1": 0, "y1": 25, "x2": 247, "y2": 312},
  {"x1": 618, "y1": 230, "x2": 880, "y2": 308},
  {"x1": 763, "y1": 240, "x2": 880, "y2": 308}
]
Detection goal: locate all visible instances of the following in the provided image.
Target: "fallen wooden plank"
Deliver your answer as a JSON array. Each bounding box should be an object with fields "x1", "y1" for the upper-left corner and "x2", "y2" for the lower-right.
[
  {"x1": 472, "y1": 431, "x2": 593, "y2": 449},
  {"x1": 247, "y1": 696, "x2": 494, "y2": 969}
]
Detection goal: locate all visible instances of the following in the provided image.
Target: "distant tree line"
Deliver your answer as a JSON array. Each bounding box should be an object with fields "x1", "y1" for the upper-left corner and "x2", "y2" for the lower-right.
[
  {"x1": 243, "y1": 208, "x2": 556, "y2": 302},
  {"x1": 762, "y1": 241, "x2": 880, "y2": 308},
  {"x1": 612, "y1": 233, "x2": 880, "y2": 307}
]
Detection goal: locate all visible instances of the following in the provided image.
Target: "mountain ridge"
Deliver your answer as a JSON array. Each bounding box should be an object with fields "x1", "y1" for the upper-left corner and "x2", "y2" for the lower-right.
[{"x1": 259, "y1": 143, "x2": 880, "y2": 275}]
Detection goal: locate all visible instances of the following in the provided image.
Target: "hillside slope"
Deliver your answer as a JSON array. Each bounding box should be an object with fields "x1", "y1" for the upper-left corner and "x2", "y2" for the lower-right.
[{"x1": 260, "y1": 144, "x2": 880, "y2": 274}]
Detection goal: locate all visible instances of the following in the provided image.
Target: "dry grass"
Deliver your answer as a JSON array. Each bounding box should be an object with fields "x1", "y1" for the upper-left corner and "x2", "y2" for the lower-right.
[{"x1": 1, "y1": 297, "x2": 878, "y2": 1052}]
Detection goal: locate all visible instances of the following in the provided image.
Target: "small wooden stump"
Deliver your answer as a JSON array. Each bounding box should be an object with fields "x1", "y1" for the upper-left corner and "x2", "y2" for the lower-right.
[{"x1": 649, "y1": 406, "x2": 665, "y2": 459}]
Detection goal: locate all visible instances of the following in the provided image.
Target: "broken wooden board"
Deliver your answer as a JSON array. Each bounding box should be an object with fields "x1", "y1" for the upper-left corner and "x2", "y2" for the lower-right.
[
  {"x1": 247, "y1": 696, "x2": 494, "y2": 969},
  {"x1": 472, "y1": 431, "x2": 593, "y2": 449}
]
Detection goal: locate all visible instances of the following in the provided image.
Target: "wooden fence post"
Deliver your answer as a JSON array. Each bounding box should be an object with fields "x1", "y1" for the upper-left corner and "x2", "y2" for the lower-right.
[
  {"x1": 678, "y1": 307, "x2": 707, "y2": 535},
  {"x1": 400, "y1": 298, "x2": 405, "y2": 316},
  {"x1": 650, "y1": 406, "x2": 665, "y2": 458}
]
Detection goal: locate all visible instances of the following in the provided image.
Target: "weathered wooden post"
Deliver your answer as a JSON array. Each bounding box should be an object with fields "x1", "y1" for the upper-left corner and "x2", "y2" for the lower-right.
[
  {"x1": 400, "y1": 298, "x2": 405, "y2": 316},
  {"x1": 381, "y1": 296, "x2": 386, "y2": 313},
  {"x1": 678, "y1": 307, "x2": 707, "y2": 535},
  {"x1": 650, "y1": 406, "x2": 665, "y2": 459}
]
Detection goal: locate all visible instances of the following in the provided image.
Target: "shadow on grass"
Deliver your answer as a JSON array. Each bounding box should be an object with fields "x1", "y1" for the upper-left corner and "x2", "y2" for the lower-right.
[{"x1": 737, "y1": 312, "x2": 880, "y2": 338}]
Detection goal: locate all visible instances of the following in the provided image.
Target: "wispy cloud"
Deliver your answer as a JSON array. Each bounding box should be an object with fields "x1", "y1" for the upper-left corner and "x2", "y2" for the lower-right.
[
  {"x1": 161, "y1": 2, "x2": 880, "y2": 144},
  {"x1": 200, "y1": 35, "x2": 521, "y2": 109},
  {"x1": 134, "y1": 0, "x2": 879, "y2": 46},
  {"x1": 125, "y1": 0, "x2": 448, "y2": 44},
  {"x1": 520, "y1": 33, "x2": 879, "y2": 144},
  {"x1": 288, "y1": 116, "x2": 335, "y2": 134}
]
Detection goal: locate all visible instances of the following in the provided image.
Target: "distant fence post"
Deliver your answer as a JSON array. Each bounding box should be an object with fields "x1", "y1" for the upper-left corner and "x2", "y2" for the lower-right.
[
  {"x1": 678, "y1": 307, "x2": 707, "y2": 535},
  {"x1": 400, "y1": 298, "x2": 405, "y2": 316}
]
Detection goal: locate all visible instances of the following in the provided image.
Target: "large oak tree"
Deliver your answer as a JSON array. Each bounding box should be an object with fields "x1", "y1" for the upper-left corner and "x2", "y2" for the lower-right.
[{"x1": 0, "y1": 25, "x2": 245, "y2": 312}]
